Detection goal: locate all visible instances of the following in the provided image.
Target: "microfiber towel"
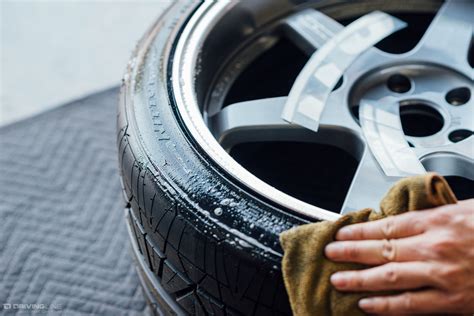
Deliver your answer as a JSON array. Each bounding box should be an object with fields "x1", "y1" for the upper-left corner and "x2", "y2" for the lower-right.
[{"x1": 279, "y1": 173, "x2": 457, "y2": 316}]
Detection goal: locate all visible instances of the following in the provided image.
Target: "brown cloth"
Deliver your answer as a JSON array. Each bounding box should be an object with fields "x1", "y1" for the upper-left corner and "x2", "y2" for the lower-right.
[{"x1": 279, "y1": 173, "x2": 457, "y2": 316}]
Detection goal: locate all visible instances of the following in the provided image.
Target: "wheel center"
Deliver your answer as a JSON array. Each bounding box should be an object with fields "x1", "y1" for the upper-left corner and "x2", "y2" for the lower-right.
[
  {"x1": 349, "y1": 63, "x2": 473, "y2": 148},
  {"x1": 399, "y1": 101, "x2": 444, "y2": 137}
]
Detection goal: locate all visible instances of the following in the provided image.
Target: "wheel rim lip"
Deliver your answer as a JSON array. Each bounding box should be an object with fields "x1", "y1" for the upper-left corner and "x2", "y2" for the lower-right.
[{"x1": 172, "y1": 1, "x2": 340, "y2": 221}]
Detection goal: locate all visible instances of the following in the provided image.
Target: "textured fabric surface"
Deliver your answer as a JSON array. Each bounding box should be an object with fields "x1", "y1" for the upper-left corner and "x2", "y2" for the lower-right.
[
  {"x1": 280, "y1": 173, "x2": 457, "y2": 316},
  {"x1": 0, "y1": 88, "x2": 148, "y2": 315}
]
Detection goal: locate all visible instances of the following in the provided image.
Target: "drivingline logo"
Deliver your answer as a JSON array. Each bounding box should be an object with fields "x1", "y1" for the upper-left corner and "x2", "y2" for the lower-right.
[{"x1": 2, "y1": 303, "x2": 63, "y2": 311}]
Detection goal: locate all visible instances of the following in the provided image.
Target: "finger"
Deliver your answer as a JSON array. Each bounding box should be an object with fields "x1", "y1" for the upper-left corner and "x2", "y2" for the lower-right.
[
  {"x1": 359, "y1": 290, "x2": 453, "y2": 314},
  {"x1": 375, "y1": 314, "x2": 424, "y2": 316},
  {"x1": 374, "y1": 314, "x2": 418, "y2": 316},
  {"x1": 325, "y1": 236, "x2": 425, "y2": 264},
  {"x1": 336, "y1": 212, "x2": 426, "y2": 241},
  {"x1": 330, "y1": 262, "x2": 435, "y2": 292},
  {"x1": 458, "y1": 198, "x2": 474, "y2": 206}
]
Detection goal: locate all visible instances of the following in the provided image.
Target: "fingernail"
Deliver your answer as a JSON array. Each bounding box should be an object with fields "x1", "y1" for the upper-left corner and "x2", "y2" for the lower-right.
[
  {"x1": 359, "y1": 298, "x2": 374, "y2": 311},
  {"x1": 330, "y1": 273, "x2": 347, "y2": 288}
]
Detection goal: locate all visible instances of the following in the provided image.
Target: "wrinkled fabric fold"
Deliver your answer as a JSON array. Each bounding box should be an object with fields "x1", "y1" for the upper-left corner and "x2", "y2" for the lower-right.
[{"x1": 280, "y1": 173, "x2": 457, "y2": 316}]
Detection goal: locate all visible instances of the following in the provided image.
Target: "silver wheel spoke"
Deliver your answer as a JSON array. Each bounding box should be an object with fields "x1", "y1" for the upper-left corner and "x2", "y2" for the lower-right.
[
  {"x1": 414, "y1": 0, "x2": 473, "y2": 69},
  {"x1": 317, "y1": 91, "x2": 359, "y2": 130},
  {"x1": 341, "y1": 150, "x2": 401, "y2": 214},
  {"x1": 210, "y1": 96, "x2": 360, "y2": 151},
  {"x1": 209, "y1": 97, "x2": 289, "y2": 150},
  {"x1": 343, "y1": 137, "x2": 474, "y2": 215},
  {"x1": 282, "y1": 9, "x2": 343, "y2": 54}
]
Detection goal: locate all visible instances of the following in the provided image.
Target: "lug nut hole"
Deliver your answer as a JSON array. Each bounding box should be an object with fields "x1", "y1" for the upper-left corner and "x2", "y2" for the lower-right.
[
  {"x1": 387, "y1": 74, "x2": 411, "y2": 93},
  {"x1": 449, "y1": 129, "x2": 473, "y2": 143},
  {"x1": 445, "y1": 87, "x2": 471, "y2": 106}
]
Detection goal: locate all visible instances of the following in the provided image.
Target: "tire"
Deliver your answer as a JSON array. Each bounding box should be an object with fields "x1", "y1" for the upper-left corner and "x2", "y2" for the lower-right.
[
  {"x1": 118, "y1": 0, "x2": 474, "y2": 314},
  {"x1": 117, "y1": 2, "x2": 308, "y2": 315}
]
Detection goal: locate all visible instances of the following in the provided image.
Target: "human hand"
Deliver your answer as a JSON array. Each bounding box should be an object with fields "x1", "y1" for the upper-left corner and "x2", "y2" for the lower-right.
[{"x1": 325, "y1": 199, "x2": 474, "y2": 315}]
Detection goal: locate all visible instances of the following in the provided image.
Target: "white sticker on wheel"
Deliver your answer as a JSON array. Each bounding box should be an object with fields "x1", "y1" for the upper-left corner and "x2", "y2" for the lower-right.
[
  {"x1": 360, "y1": 98, "x2": 426, "y2": 177},
  {"x1": 281, "y1": 11, "x2": 407, "y2": 132}
]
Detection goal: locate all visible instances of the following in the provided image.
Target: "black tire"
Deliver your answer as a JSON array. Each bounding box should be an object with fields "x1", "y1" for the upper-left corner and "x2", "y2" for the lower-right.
[{"x1": 117, "y1": 2, "x2": 309, "y2": 315}]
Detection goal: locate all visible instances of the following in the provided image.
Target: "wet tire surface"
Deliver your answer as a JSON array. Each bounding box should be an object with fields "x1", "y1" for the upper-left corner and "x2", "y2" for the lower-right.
[{"x1": 117, "y1": 2, "x2": 309, "y2": 315}]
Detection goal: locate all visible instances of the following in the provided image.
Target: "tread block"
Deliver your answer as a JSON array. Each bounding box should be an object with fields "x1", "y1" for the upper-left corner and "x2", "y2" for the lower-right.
[
  {"x1": 233, "y1": 261, "x2": 258, "y2": 299},
  {"x1": 145, "y1": 235, "x2": 165, "y2": 277},
  {"x1": 199, "y1": 275, "x2": 220, "y2": 302},
  {"x1": 192, "y1": 231, "x2": 207, "y2": 272},
  {"x1": 274, "y1": 278, "x2": 292, "y2": 315},
  {"x1": 156, "y1": 207, "x2": 178, "y2": 245},
  {"x1": 180, "y1": 254, "x2": 206, "y2": 284},
  {"x1": 215, "y1": 247, "x2": 230, "y2": 287},
  {"x1": 258, "y1": 272, "x2": 278, "y2": 308},
  {"x1": 161, "y1": 260, "x2": 192, "y2": 294},
  {"x1": 130, "y1": 210, "x2": 147, "y2": 257},
  {"x1": 130, "y1": 199, "x2": 142, "y2": 224},
  {"x1": 195, "y1": 294, "x2": 208, "y2": 316},
  {"x1": 166, "y1": 214, "x2": 186, "y2": 250},
  {"x1": 224, "y1": 307, "x2": 244, "y2": 316},
  {"x1": 164, "y1": 242, "x2": 187, "y2": 275},
  {"x1": 176, "y1": 222, "x2": 198, "y2": 261},
  {"x1": 204, "y1": 241, "x2": 218, "y2": 279},
  {"x1": 242, "y1": 267, "x2": 265, "y2": 301},
  {"x1": 149, "y1": 185, "x2": 176, "y2": 229},
  {"x1": 197, "y1": 288, "x2": 226, "y2": 316},
  {"x1": 120, "y1": 143, "x2": 135, "y2": 194},
  {"x1": 175, "y1": 291, "x2": 196, "y2": 315},
  {"x1": 255, "y1": 304, "x2": 272, "y2": 315},
  {"x1": 220, "y1": 285, "x2": 255, "y2": 316}
]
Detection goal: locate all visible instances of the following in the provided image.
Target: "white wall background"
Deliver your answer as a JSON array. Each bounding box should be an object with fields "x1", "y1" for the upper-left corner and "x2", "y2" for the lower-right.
[{"x1": 1, "y1": 0, "x2": 171, "y2": 125}]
